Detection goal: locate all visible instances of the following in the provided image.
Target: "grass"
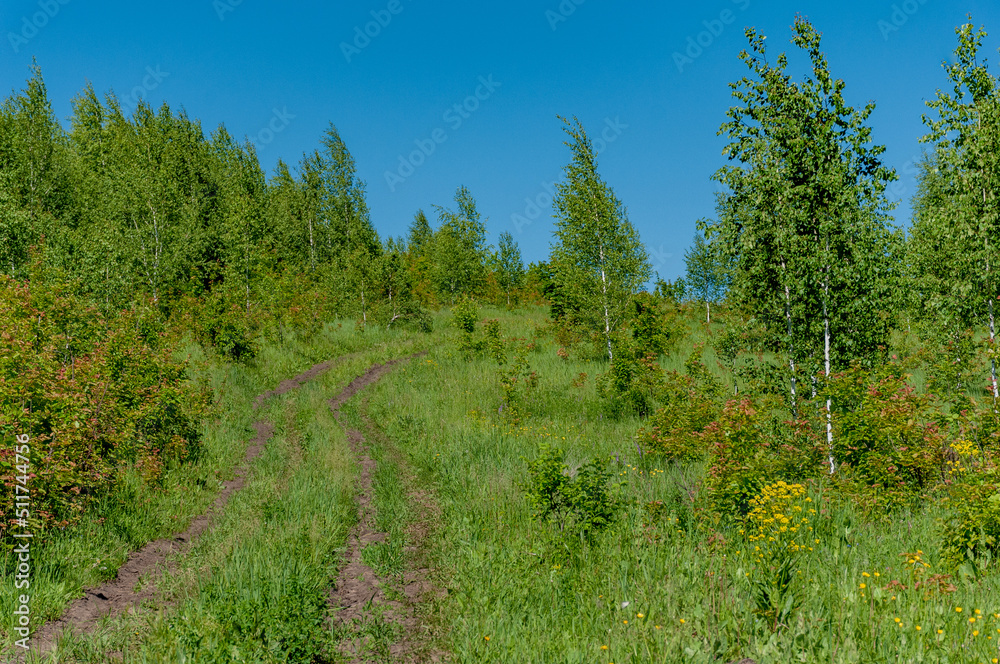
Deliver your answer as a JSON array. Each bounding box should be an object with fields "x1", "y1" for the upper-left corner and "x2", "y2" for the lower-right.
[
  {"x1": 358, "y1": 303, "x2": 1000, "y2": 663},
  {"x1": 10, "y1": 304, "x2": 1000, "y2": 662},
  {"x1": 5, "y1": 319, "x2": 425, "y2": 660}
]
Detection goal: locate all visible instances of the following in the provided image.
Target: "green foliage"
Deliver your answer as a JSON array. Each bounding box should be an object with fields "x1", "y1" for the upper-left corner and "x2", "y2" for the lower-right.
[
  {"x1": 830, "y1": 364, "x2": 945, "y2": 496},
  {"x1": 707, "y1": 400, "x2": 825, "y2": 519},
  {"x1": 550, "y1": 116, "x2": 651, "y2": 360},
  {"x1": 522, "y1": 444, "x2": 622, "y2": 541},
  {"x1": 596, "y1": 348, "x2": 664, "y2": 418},
  {"x1": 498, "y1": 341, "x2": 538, "y2": 422},
  {"x1": 683, "y1": 226, "x2": 733, "y2": 318},
  {"x1": 432, "y1": 186, "x2": 489, "y2": 303},
  {"x1": 654, "y1": 276, "x2": 686, "y2": 303},
  {"x1": 711, "y1": 17, "x2": 901, "y2": 392},
  {"x1": 0, "y1": 273, "x2": 207, "y2": 540},
  {"x1": 493, "y1": 230, "x2": 525, "y2": 307},
  {"x1": 637, "y1": 350, "x2": 725, "y2": 460},
  {"x1": 940, "y1": 471, "x2": 1000, "y2": 572},
  {"x1": 195, "y1": 291, "x2": 259, "y2": 362},
  {"x1": 630, "y1": 292, "x2": 679, "y2": 356}
]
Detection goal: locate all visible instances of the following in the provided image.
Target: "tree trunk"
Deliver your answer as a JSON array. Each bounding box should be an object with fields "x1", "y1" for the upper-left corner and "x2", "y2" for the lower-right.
[
  {"x1": 599, "y1": 241, "x2": 612, "y2": 361},
  {"x1": 990, "y1": 296, "x2": 998, "y2": 407},
  {"x1": 824, "y1": 236, "x2": 835, "y2": 474},
  {"x1": 782, "y1": 260, "x2": 797, "y2": 417},
  {"x1": 308, "y1": 212, "x2": 316, "y2": 272},
  {"x1": 706, "y1": 301, "x2": 711, "y2": 324}
]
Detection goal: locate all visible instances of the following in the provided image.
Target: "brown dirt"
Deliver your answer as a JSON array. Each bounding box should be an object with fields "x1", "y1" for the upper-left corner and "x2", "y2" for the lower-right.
[
  {"x1": 18, "y1": 355, "x2": 350, "y2": 661},
  {"x1": 326, "y1": 352, "x2": 447, "y2": 663}
]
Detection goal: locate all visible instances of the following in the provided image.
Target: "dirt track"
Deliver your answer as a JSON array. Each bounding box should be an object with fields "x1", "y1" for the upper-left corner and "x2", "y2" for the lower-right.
[
  {"x1": 19, "y1": 354, "x2": 360, "y2": 660},
  {"x1": 325, "y1": 352, "x2": 446, "y2": 663}
]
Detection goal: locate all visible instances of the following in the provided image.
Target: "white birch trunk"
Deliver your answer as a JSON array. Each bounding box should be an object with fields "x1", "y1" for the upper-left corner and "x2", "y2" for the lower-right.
[
  {"x1": 782, "y1": 269, "x2": 797, "y2": 416},
  {"x1": 824, "y1": 236, "x2": 834, "y2": 474},
  {"x1": 599, "y1": 241, "x2": 612, "y2": 361}
]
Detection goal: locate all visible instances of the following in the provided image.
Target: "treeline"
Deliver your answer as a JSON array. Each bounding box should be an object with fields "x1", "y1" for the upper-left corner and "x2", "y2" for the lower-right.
[{"x1": 0, "y1": 64, "x2": 533, "y2": 538}]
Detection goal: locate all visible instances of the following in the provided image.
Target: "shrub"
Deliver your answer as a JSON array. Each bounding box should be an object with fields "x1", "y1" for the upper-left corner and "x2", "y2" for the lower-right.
[
  {"x1": 596, "y1": 349, "x2": 665, "y2": 418},
  {"x1": 630, "y1": 292, "x2": 680, "y2": 356},
  {"x1": 637, "y1": 371, "x2": 720, "y2": 460},
  {"x1": 0, "y1": 276, "x2": 208, "y2": 540},
  {"x1": 522, "y1": 444, "x2": 622, "y2": 541},
  {"x1": 828, "y1": 362, "x2": 946, "y2": 506},
  {"x1": 707, "y1": 399, "x2": 825, "y2": 519},
  {"x1": 498, "y1": 341, "x2": 538, "y2": 423}
]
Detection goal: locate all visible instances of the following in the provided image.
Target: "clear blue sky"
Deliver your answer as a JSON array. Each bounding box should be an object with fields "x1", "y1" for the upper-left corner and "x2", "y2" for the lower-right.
[{"x1": 3, "y1": 0, "x2": 998, "y2": 281}]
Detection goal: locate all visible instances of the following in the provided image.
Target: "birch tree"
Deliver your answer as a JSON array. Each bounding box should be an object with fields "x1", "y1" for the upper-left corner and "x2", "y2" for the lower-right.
[
  {"x1": 911, "y1": 21, "x2": 1000, "y2": 407},
  {"x1": 712, "y1": 18, "x2": 900, "y2": 471},
  {"x1": 494, "y1": 230, "x2": 525, "y2": 306},
  {"x1": 550, "y1": 116, "x2": 651, "y2": 361},
  {"x1": 683, "y1": 227, "x2": 732, "y2": 323}
]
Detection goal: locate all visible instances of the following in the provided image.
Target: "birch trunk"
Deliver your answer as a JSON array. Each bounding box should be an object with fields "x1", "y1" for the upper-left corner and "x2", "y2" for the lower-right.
[
  {"x1": 823, "y1": 236, "x2": 835, "y2": 474},
  {"x1": 781, "y1": 258, "x2": 797, "y2": 417},
  {"x1": 599, "y1": 240, "x2": 613, "y2": 361}
]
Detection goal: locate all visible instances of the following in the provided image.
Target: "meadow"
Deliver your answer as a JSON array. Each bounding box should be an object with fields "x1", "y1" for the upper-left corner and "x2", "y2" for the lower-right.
[{"x1": 5, "y1": 300, "x2": 998, "y2": 663}]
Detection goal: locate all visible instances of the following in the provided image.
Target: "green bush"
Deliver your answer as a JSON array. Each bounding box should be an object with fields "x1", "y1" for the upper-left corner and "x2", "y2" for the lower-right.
[
  {"x1": 828, "y1": 362, "x2": 945, "y2": 507},
  {"x1": 706, "y1": 399, "x2": 825, "y2": 519},
  {"x1": 522, "y1": 444, "x2": 622, "y2": 541},
  {"x1": 596, "y1": 348, "x2": 665, "y2": 418},
  {"x1": 939, "y1": 475, "x2": 1000, "y2": 572}
]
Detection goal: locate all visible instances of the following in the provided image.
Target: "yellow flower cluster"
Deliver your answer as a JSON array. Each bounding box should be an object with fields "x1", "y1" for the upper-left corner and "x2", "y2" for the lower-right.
[
  {"x1": 952, "y1": 439, "x2": 976, "y2": 457},
  {"x1": 744, "y1": 481, "x2": 815, "y2": 560}
]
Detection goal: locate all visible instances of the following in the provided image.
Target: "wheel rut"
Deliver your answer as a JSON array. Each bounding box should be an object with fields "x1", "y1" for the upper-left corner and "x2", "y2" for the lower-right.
[
  {"x1": 327, "y1": 351, "x2": 446, "y2": 663},
  {"x1": 18, "y1": 354, "x2": 353, "y2": 661}
]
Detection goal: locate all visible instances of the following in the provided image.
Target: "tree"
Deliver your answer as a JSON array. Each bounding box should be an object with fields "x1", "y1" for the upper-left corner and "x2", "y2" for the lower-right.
[
  {"x1": 683, "y1": 225, "x2": 732, "y2": 323},
  {"x1": 316, "y1": 123, "x2": 380, "y2": 258},
  {"x1": 711, "y1": 17, "x2": 901, "y2": 471},
  {"x1": 910, "y1": 20, "x2": 1000, "y2": 406},
  {"x1": 550, "y1": 116, "x2": 651, "y2": 361},
  {"x1": 432, "y1": 185, "x2": 488, "y2": 303},
  {"x1": 493, "y1": 231, "x2": 525, "y2": 306}
]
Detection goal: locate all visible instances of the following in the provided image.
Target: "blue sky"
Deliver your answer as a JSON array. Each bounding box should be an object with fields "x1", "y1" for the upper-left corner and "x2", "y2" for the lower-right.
[{"x1": 2, "y1": 0, "x2": 999, "y2": 281}]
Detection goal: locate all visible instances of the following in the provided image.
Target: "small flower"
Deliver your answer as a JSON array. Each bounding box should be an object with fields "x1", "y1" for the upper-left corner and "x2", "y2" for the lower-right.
[
  {"x1": 915, "y1": 626, "x2": 921, "y2": 631},
  {"x1": 957, "y1": 607, "x2": 963, "y2": 613},
  {"x1": 636, "y1": 613, "x2": 644, "y2": 618},
  {"x1": 860, "y1": 583, "x2": 866, "y2": 589},
  {"x1": 680, "y1": 619, "x2": 686, "y2": 624},
  {"x1": 601, "y1": 645, "x2": 609, "y2": 651}
]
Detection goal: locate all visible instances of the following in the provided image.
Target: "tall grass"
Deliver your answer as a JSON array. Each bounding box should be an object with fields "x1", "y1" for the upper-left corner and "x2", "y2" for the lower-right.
[{"x1": 360, "y1": 304, "x2": 1000, "y2": 664}]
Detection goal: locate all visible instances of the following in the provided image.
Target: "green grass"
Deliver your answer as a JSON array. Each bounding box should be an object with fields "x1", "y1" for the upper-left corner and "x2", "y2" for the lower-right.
[
  {"x1": 358, "y1": 303, "x2": 1000, "y2": 664},
  {"x1": 13, "y1": 304, "x2": 1000, "y2": 663},
  {"x1": 5, "y1": 319, "x2": 425, "y2": 661}
]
